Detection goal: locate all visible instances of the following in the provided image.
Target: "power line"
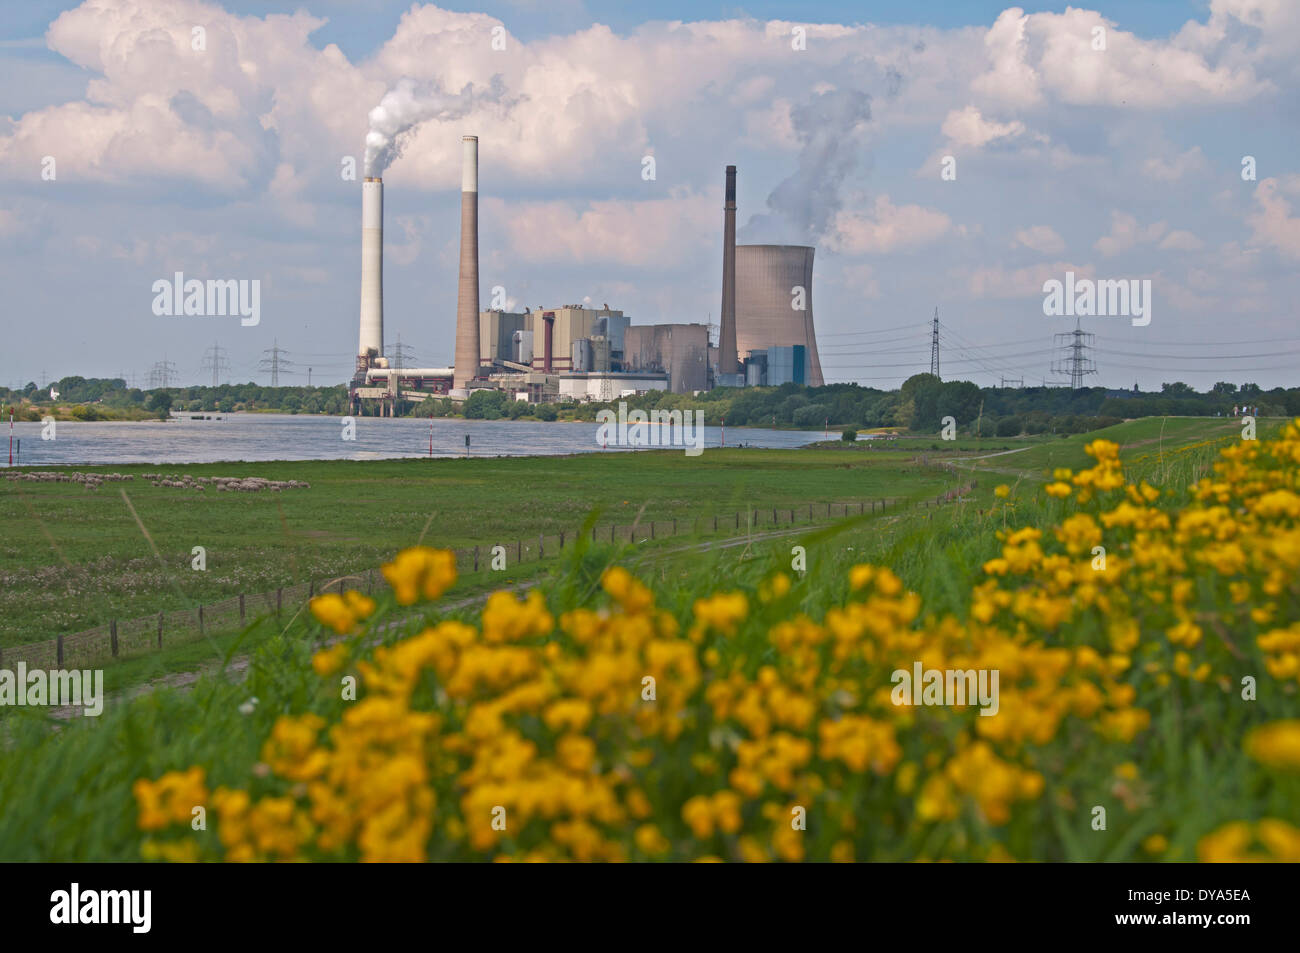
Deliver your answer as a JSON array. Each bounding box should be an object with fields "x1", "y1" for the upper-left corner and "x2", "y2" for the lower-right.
[
  {"x1": 930, "y1": 307, "x2": 940, "y2": 379},
  {"x1": 259, "y1": 340, "x2": 294, "y2": 386},
  {"x1": 148, "y1": 359, "x2": 177, "y2": 389},
  {"x1": 1052, "y1": 318, "x2": 1098, "y2": 390},
  {"x1": 199, "y1": 341, "x2": 231, "y2": 387}
]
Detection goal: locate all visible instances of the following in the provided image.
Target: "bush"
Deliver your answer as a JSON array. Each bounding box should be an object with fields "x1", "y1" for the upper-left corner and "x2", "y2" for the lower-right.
[
  {"x1": 996, "y1": 416, "x2": 1022, "y2": 437},
  {"x1": 841, "y1": 427, "x2": 857, "y2": 443}
]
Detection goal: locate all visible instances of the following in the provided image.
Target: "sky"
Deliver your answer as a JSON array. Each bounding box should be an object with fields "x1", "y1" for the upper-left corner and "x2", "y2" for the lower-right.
[{"x1": 2, "y1": 0, "x2": 1299, "y2": 392}]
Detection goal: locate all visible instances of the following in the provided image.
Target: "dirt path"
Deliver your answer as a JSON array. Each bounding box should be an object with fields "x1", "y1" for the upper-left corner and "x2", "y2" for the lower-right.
[{"x1": 48, "y1": 520, "x2": 861, "y2": 719}]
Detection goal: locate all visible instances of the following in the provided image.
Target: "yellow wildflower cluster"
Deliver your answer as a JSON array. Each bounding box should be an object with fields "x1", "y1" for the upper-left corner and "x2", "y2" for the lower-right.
[
  {"x1": 381, "y1": 546, "x2": 458, "y2": 605},
  {"x1": 309, "y1": 591, "x2": 375, "y2": 635},
  {"x1": 132, "y1": 420, "x2": 1300, "y2": 861}
]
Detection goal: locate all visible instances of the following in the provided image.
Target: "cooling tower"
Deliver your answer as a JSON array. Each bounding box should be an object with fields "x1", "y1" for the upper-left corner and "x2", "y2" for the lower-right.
[
  {"x1": 357, "y1": 177, "x2": 384, "y2": 358},
  {"x1": 452, "y1": 136, "x2": 481, "y2": 391},
  {"x1": 735, "y1": 244, "x2": 823, "y2": 387},
  {"x1": 719, "y1": 165, "x2": 739, "y2": 375}
]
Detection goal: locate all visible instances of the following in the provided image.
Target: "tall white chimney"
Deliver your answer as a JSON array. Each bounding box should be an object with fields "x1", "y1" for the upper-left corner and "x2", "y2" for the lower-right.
[
  {"x1": 357, "y1": 176, "x2": 384, "y2": 358},
  {"x1": 452, "y1": 136, "x2": 480, "y2": 392}
]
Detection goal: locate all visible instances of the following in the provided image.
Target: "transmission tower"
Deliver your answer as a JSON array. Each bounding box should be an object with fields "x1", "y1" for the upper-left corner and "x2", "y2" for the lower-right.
[
  {"x1": 1051, "y1": 318, "x2": 1098, "y2": 389},
  {"x1": 148, "y1": 359, "x2": 177, "y2": 389},
  {"x1": 929, "y1": 307, "x2": 940, "y2": 379},
  {"x1": 259, "y1": 339, "x2": 294, "y2": 386},
  {"x1": 199, "y1": 341, "x2": 231, "y2": 387},
  {"x1": 385, "y1": 334, "x2": 417, "y2": 374},
  {"x1": 1000, "y1": 376, "x2": 1023, "y2": 389}
]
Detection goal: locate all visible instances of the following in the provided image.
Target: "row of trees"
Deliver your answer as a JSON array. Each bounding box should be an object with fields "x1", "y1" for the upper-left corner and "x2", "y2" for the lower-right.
[
  {"x1": 5, "y1": 375, "x2": 1297, "y2": 436},
  {"x1": 0, "y1": 378, "x2": 350, "y2": 417}
]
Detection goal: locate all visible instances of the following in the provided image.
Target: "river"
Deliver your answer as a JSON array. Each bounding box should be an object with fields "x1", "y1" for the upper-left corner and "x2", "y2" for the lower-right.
[{"x1": 3, "y1": 413, "x2": 835, "y2": 465}]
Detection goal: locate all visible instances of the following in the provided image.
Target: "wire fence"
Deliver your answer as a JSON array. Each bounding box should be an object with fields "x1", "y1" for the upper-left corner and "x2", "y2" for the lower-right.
[{"x1": 0, "y1": 493, "x2": 973, "y2": 671}]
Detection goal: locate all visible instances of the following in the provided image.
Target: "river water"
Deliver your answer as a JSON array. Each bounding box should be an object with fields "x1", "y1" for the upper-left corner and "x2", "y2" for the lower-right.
[{"x1": 3, "y1": 414, "x2": 832, "y2": 465}]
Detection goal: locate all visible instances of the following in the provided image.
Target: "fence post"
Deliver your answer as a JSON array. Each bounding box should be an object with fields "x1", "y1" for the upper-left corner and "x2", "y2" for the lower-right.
[
  {"x1": 517, "y1": 540, "x2": 522, "y2": 564},
  {"x1": 239, "y1": 594, "x2": 246, "y2": 624},
  {"x1": 611, "y1": 525, "x2": 615, "y2": 544},
  {"x1": 157, "y1": 612, "x2": 163, "y2": 649},
  {"x1": 111, "y1": 619, "x2": 119, "y2": 658},
  {"x1": 651, "y1": 522, "x2": 655, "y2": 540},
  {"x1": 474, "y1": 546, "x2": 479, "y2": 572},
  {"x1": 309, "y1": 579, "x2": 315, "y2": 598},
  {"x1": 560, "y1": 531, "x2": 565, "y2": 549},
  {"x1": 672, "y1": 519, "x2": 676, "y2": 535},
  {"x1": 199, "y1": 605, "x2": 205, "y2": 636},
  {"x1": 57, "y1": 635, "x2": 64, "y2": 666},
  {"x1": 713, "y1": 515, "x2": 718, "y2": 532},
  {"x1": 539, "y1": 534, "x2": 544, "y2": 558},
  {"x1": 276, "y1": 588, "x2": 283, "y2": 619}
]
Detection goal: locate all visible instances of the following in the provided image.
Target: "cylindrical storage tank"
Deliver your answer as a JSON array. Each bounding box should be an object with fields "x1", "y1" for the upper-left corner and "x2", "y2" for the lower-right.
[
  {"x1": 357, "y1": 177, "x2": 384, "y2": 357},
  {"x1": 735, "y1": 245, "x2": 823, "y2": 386}
]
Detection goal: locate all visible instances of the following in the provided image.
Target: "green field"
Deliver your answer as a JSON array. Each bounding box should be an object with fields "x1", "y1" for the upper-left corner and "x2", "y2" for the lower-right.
[
  {"x1": 3, "y1": 415, "x2": 1297, "y2": 861},
  {"x1": 1, "y1": 445, "x2": 969, "y2": 649}
]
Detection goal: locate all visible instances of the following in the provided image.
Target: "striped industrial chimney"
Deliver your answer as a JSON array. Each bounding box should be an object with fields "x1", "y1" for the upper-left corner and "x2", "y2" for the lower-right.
[
  {"x1": 718, "y1": 165, "x2": 739, "y2": 376},
  {"x1": 452, "y1": 136, "x2": 480, "y2": 392},
  {"x1": 357, "y1": 177, "x2": 384, "y2": 359}
]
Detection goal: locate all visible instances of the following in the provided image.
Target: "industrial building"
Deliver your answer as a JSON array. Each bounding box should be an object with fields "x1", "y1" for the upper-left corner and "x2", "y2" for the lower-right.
[
  {"x1": 624, "y1": 323, "x2": 710, "y2": 394},
  {"x1": 349, "y1": 149, "x2": 825, "y2": 413}
]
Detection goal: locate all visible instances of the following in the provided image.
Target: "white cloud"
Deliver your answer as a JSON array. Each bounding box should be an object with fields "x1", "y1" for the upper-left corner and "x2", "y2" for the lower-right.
[
  {"x1": 827, "y1": 195, "x2": 956, "y2": 254},
  {"x1": 1094, "y1": 212, "x2": 1168, "y2": 257},
  {"x1": 1246, "y1": 177, "x2": 1300, "y2": 260},
  {"x1": 940, "y1": 105, "x2": 1024, "y2": 149},
  {"x1": 484, "y1": 191, "x2": 715, "y2": 266},
  {"x1": 1143, "y1": 147, "x2": 1208, "y2": 182},
  {"x1": 1012, "y1": 225, "x2": 1065, "y2": 255},
  {"x1": 1157, "y1": 229, "x2": 1205, "y2": 251}
]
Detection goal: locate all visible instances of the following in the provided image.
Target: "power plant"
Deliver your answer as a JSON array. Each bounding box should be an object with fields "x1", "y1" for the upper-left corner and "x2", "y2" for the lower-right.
[{"x1": 348, "y1": 147, "x2": 822, "y2": 413}]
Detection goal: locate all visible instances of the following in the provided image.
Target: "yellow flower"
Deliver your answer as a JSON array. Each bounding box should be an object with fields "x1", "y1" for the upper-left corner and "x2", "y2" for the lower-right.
[
  {"x1": 381, "y1": 547, "x2": 457, "y2": 605},
  {"x1": 994, "y1": 484, "x2": 1010, "y2": 498},
  {"x1": 312, "y1": 643, "x2": 349, "y2": 676},
  {"x1": 309, "y1": 590, "x2": 375, "y2": 635},
  {"x1": 1245, "y1": 721, "x2": 1300, "y2": 771}
]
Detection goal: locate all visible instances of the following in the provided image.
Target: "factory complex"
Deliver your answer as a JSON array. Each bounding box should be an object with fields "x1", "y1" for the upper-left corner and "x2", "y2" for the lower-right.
[{"x1": 349, "y1": 143, "x2": 822, "y2": 415}]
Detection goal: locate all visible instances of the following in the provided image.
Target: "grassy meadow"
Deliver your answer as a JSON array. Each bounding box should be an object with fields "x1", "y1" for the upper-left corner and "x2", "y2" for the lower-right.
[{"x1": 1, "y1": 416, "x2": 1297, "y2": 863}]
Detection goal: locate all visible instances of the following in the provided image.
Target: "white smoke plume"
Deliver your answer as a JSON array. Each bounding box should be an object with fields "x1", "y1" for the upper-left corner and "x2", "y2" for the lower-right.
[
  {"x1": 363, "y1": 79, "x2": 485, "y2": 177},
  {"x1": 740, "y1": 88, "x2": 873, "y2": 245}
]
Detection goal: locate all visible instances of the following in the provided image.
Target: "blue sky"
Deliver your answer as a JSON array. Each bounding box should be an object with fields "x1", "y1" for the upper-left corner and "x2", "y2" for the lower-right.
[{"x1": 2, "y1": 0, "x2": 1298, "y2": 391}]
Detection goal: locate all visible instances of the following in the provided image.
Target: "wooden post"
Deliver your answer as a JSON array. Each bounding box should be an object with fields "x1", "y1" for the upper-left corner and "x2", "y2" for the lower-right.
[
  {"x1": 111, "y1": 619, "x2": 119, "y2": 658},
  {"x1": 239, "y1": 594, "x2": 246, "y2": 623},
  {"x1": 539, "y1": 534, "x2": 544, "y2": 558},
  {"x1": 309, "y1": 579, "x2": 315, "y2": 598},
  {"x1": 57, "y1": 635, "x2": 64, "y2": 666},
  {"x1": 672, "y1": 519, "x2": 676, "y2": 535},
  {"x1": 611, "y1": 525, "x2": 615, "y2": 544},
  {"x1": 560, "y1": 531, "x2": 565, "y2": 549},
  {"x1": 367, "y1": 569, "x2": 374, "y2": 594},
  {"x1": 198, "y1": 605, "x2": 205, "y2": 636},
  {"x1": 474, "y1": 546, "x2": 479, "y2": 572},
  {"x1": 517, "y1": 540, "x2": 522, "y2": 564},
  {"x1": 713, "y1": 515, "x2": 717, "y2": 532},
  {"x1": 157, "y1": 612, "x2": 163, "y2": 649},
  {"x1": 276, "y1": 588, "x2": 283, "y2": 618},
  {"x1": 651, "y1": 522, "x2": 655, "y2": 540}
]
